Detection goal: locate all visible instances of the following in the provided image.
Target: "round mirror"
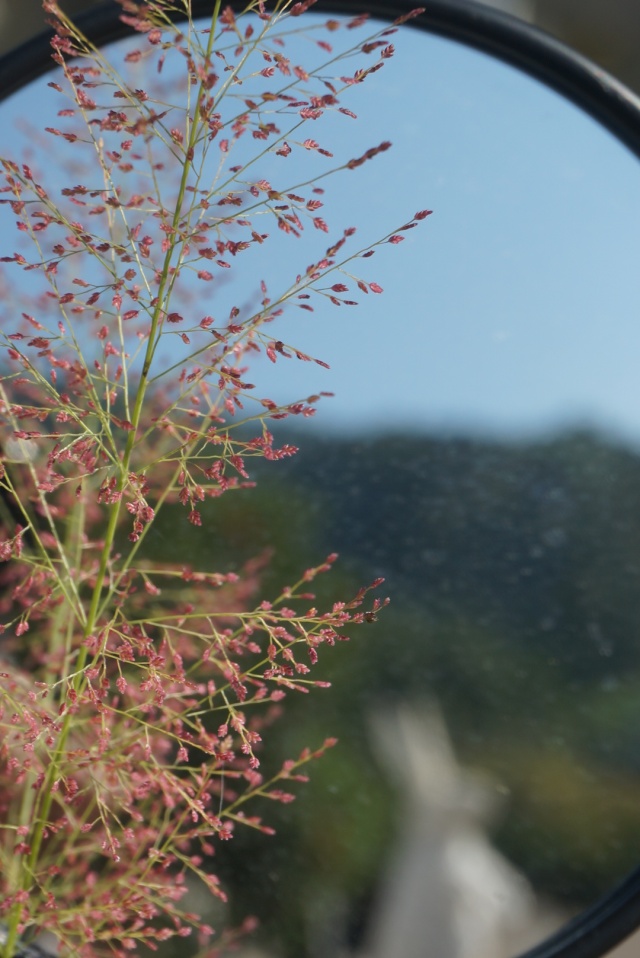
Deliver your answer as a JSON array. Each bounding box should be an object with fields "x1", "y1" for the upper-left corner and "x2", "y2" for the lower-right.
[{"x1": 2, "y1": 3, "x2": 640, "y2": 957}]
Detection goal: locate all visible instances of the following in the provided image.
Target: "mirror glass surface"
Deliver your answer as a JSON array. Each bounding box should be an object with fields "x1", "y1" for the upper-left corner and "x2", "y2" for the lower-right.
[{"x1": 2, "y1": 11, "x2": 640, "y2": 958}]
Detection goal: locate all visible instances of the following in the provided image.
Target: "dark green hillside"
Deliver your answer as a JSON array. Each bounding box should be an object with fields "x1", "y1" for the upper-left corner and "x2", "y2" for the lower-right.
[
  {"x1": 275, "y1": 429, "x2": 640, "y2": 681},
  {"x1": 147, "y1": 427, "x2": 640, "y2": 956}
]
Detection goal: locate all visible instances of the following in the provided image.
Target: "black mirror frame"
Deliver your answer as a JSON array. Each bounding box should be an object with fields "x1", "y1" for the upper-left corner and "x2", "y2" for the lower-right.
[{"x1": 1, "y1": 2, "x2": 640, "y2": 957}]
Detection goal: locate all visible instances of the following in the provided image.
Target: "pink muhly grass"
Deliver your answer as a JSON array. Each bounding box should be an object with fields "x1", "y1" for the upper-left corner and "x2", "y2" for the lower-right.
[{"x1": 0, "y1": 2, "x2": 428, "y2": 955}]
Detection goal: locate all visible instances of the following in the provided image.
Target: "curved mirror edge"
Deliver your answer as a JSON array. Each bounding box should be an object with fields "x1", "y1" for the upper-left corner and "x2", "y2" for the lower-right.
[
  {"x1": 2, "y1": 6, "x2": 640, "y2": 958},
  {"x1": 521, "y1": 867, "x2": 640, "y2": 958},
  {"x1": 3, "y1": 0, "x2": 640, "y2": 161}
]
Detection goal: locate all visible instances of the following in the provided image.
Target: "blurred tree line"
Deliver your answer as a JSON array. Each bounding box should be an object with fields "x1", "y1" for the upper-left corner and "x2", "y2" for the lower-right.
[{"x1": 140, "y1": 425, "x2": 640, "y2": 957}]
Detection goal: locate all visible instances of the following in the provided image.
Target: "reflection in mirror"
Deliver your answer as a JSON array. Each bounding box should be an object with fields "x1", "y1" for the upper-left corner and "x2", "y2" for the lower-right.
[{"x1": 2, "y1": 10, "x2": 640, "y2": 958}]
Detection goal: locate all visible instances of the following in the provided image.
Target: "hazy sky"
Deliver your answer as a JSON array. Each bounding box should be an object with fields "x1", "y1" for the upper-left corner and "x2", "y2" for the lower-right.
[{"x1": 2, "y1": 14, "x2": 640, "y2": 445}]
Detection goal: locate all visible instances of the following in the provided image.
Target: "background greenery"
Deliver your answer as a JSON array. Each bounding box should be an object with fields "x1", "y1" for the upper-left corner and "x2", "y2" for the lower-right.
[{"x1": 141, "y1": 425, "x2": 640, "y2": 957}]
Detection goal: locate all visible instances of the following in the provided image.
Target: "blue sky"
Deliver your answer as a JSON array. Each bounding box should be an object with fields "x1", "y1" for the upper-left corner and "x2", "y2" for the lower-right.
[
  {"x1": 2, "y1": 14, "x2": 640, "y2": 446},
  {"x1": 248, "y1": 20, "x2": 640, "y2": 444}
]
